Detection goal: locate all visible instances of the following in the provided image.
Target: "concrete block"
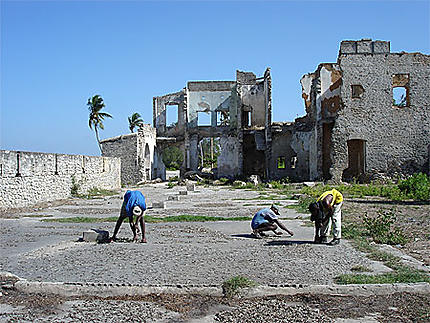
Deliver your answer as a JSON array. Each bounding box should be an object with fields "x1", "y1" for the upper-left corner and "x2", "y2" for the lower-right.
[
  {"x1": 186, "y1": 183, "x2": 195, "y2": 191},
  {"x1": 179, "y1": 191, "x2": 188, "y2": 196},
  {"x1": 83, "y1": 229, "x2": 109, "y2": 243},
  {"x1": 152, "y1": 201, "x2": 166, "y2": 209},
  {"x1": 168, "y1": 195, "x2": 180, "y2": 201}
]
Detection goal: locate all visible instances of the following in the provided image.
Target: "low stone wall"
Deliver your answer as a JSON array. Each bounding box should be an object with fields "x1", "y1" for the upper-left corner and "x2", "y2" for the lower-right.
[{"x1": 0, "y1": 150, "x2": 121, "y2": 209}]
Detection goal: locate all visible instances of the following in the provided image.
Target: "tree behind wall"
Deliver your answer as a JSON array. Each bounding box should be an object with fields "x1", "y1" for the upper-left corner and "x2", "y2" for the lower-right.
[
  {"x1": 87, "y1": 95, "x2": 113, "y2": 154},
  {"x1": 162, "y1": 146, "x2": 183, "y2": 170},
  {"x1": 128, "y1": 112, "x2": 144, "y2": 133}
]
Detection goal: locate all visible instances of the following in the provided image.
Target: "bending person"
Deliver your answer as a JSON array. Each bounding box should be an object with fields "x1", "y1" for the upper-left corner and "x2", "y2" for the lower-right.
[
  {"x1": 309, "y1": 188, "x2": 343, "y2": 245},
  {"x1": 111, "y1": 190, "x2": 147, "y2": 243}
]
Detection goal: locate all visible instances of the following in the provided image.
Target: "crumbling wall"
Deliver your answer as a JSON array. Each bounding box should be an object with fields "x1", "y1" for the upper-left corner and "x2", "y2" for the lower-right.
[
  {"x1": 330, "y1": 40, "x2": 430, "y2": 181},
  {"x1": 300, "y1": 63, "x2": 342, "y2": 180},
  {"x1": 237, "y1": 71, "x2": 267, "y2": 128},
  {"x1": 0, "y1": 150, "x2": 120, "y2": 209},
  {"x1": 153, "y1": 91, "x2": 186, "y2": 138}
]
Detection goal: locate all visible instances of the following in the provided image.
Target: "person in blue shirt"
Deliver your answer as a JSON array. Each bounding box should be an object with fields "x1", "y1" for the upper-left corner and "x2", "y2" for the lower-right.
[
  {"x1": 251, "y1": 205, "x2": 294, "y2": 239},
  {"x1": 111, "y1": 190, "x2": 147, "y2": 243}
]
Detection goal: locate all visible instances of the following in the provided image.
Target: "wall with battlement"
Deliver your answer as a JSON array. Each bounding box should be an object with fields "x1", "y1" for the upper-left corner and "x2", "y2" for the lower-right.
[{"x1": 0, "y1": 150, "x2": 121, "y2": 209}]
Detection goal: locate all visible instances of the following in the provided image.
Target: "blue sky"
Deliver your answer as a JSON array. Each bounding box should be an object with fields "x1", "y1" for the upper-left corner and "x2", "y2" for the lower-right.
[{"x1": 1, "y1": 0, "x2": 429, "y2": 156}]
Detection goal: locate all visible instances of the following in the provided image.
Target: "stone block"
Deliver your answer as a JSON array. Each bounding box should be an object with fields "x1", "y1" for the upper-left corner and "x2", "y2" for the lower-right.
[
  {"x1": 357, "y1": 40, "x2": 372, "y2": 54},
  {"x1": 152, "y1": 201, "x2": 166, "y2": 209},
  {"x1": 372, "y1": 40, "x2": 390, "y2": 54},
  {"x1": 168, "y1": 195, "x2": 180, "y2": 201},
  {"x1": 179, "y1": 191, "x2": 188, "y2": 195},
  {"x1": 186, "y1": 183, "x2": 195, "y2": 191},
  {"x1": 339, "y1": 41, "x2": 357, "y2": 54},
  {"x1": 83, "y1": 229, "x2": 110, "y2": 243}
]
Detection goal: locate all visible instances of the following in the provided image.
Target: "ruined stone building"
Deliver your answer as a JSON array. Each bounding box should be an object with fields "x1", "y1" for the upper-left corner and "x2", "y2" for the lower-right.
[
  {"x1": 102, "y1": 39, "x2": 430, "y2": 184},
  {"x1": 301, "y1": 39, "x2": 430, "y2": 182}
]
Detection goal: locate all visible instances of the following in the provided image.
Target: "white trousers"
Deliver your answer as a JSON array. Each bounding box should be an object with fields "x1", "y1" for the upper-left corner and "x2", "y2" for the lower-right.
[{"x1": 320, "y1": 202, "x2": 342, "y2": 239}]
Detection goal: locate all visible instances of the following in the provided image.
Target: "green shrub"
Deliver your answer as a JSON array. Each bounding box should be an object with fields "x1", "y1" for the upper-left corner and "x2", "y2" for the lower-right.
[
  {"x1": 222, "y1": 276, "x2": 257, "y2": 298},
  {"x1": 167, "y1": 182, "x2": 176, "y2": 189},
  {"x1": 363, "y1": 209, "x2": 408, "y2": 245},
  {"x1": 398, "y1": 173, "x2": 430, "y2": 201}
]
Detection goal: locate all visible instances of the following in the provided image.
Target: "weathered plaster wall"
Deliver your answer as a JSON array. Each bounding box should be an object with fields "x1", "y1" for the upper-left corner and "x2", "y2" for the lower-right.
[
  {"x1": 217, "y1": 136, "x2": 241, "y2": 179},
  {"x1": 330, "y1": 44, "x2": 430, "y2": 181},
  {"x1": 187, "y1": 89, "x2": 233, "y2": 128},
  {"x1": 0, "y1": 150, "x2": 120, "y2": 209}
]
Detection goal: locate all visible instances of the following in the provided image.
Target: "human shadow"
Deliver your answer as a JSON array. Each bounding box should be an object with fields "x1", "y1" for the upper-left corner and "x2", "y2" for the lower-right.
[
  {"x1": 265, "y1": 240, "x2": 315, "y2": 246},
  {"x1": 231, "y1": 233, "x2": 259, "y2": 239},
  {"x1": 231, "y1": 233, "x2": 285, "y2": 239}
]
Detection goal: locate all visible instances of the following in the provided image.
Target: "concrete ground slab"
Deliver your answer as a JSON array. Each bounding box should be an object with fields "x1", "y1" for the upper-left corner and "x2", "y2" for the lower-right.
[{"x1": 0, "y1": 184, "x2": 404, "y2": 287}]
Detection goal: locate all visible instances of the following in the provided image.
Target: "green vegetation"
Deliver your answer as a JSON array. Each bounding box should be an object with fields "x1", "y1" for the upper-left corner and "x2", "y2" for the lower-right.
[
  {"x1": 167, "y1": 182, "x2": 177, "y2": 189},
  {"x1": 300, "y1": 173, "x2": 430, "y2": 201},
  {"x1": 335, "y1": 210, "x2": 428, "y2": 285},
  {"x1": 398, "y1": 172, "x2": 430, "y2": 201},
  {"x1": 43, "y1": 214, "x2": 252, "y2": 223},
  {"x1": 128, "y1": 112, "x2": 144, "y2": 133},
  {"x1": 198, "y1": 137, "x2": 221, "y2": 169},
  {"x1": 162, "y1": 146, "x2": 183, "y2": 170},
  {"x1": 337, "y1": 263, "x2": 430, "y2": 284},
  {"x1": 286, "y1": 195, "x2": 314, "y2": 214},
  {"x1": 363, "y1": 209, "x2": 409, "y2": 245},
  {"x1": 222, "y1": 276, "x2": 257, "y2": 298},
  {"x1": 87, "y1": 94, "x2": 112, "y2": 153},
  {"x1": 71, "y1": 176, "x2": 80, "y2": 197}
]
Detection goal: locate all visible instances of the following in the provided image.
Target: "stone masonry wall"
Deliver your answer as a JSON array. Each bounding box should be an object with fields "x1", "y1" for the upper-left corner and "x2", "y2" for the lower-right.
[
  {"x1": 0, "y1": 150, "x2": 121, "y2": 209},
  {"x1": 330, "y1": 51, "x2": 430, "y2": 181},
  {"x1": 101, "y1": 133, "x2": 139, "y2": 185},
  {"x1": 101, "y1": 126, "x2": 157, "y2": 185}
]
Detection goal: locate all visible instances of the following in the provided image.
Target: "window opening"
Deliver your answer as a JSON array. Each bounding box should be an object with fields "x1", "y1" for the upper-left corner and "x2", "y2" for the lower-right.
[
  {"x1": 198, "y1": 137, "x2": 220, "y2": 169},
  {"x1": 290, "y1": 156, "x2": 297, "y2": 169},
  {"x1": 277, "y1": 157, "x2": 286, "y2": 169},
  {"x1": 393, "y1": 87, "x2": 407, "y2": 107},
  {"x1": 216, "y1": 111, "x2": 230, "y2": 126},
  {"x1": 197, "y1": 111, "x2": 211, "y2": 126},
  {"x1": 351, "y1": 84, "x2": 364, "y2": 98},
  {"x1": 166, "y1": 104, "x2": 178, "y2": 127},
  {"x1": 242, "y1": 111, "x2": 251, "y2": 127},
  {"x1": 392, "y1": 74, "x2": 409, "y2": 108}
]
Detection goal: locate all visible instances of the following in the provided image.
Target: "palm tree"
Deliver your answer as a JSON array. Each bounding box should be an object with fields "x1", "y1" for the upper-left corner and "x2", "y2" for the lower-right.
[
  {"x1": 128, "y1": 112, "x2": 144, "y2": 133},
  {"x1": 87, "y1": 95, "x2": 112, "y2": 153}
]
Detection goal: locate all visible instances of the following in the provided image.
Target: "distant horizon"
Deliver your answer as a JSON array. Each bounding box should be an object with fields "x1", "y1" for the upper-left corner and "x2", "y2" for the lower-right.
[{"x1": 1, "y1": 1, "x2": 429, "y2": 156}]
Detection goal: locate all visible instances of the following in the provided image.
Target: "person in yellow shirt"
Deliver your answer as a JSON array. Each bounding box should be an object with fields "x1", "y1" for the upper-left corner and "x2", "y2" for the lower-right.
[{"x1": 308, "y1": 189, "x2": 343, "y2": 245}]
